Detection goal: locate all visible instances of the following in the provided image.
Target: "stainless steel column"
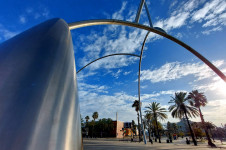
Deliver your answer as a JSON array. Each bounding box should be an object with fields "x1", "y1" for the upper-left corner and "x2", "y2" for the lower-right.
[{"x1": 0, "y1": 18, "x2": 81, "y2": 150}]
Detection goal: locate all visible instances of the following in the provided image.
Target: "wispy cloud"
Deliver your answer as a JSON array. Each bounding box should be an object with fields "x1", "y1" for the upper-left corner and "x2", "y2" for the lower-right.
[
  {"x1": 76, "y1": 0, "x2": 226, "y2": 77},
  {"x1": 161, "y1": 0, "x2": 226, "y2": 34},
  {"x1": 19, "y1": 16, "x2": 26, "y2": 24},
  {"x1": 77, "y1": 2, "x2": 147, "y2": 71},
  {"x1": 111, "y1": 69, "x2": 122, "y2": 78},
  {"x1": 123, "y1": 71, "x2": 132, "y2": 75},
  {"x1": 190, "y1": 0, "x2": 226, "y2": 34},
  {"x1": 202, "y1": 26, "x2": 223, "y2": 35},
  {"x1": 192, "y1": 0, "x2": 222, "y2": 22},
  {"x1": 140, "y1": 60, "x2": 225, "y2": 83},
  {"x1": 0, "y1": 24, "x2": 18, "y2": 41},
  {"x1": 18, "y1": 6, "x2": 50, "y2": 24},
  {"x1": 78, "y1": 82, "x2": 109, "y2": 94}
]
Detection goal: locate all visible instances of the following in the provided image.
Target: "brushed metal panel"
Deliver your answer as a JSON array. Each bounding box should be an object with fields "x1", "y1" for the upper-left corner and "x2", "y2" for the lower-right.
[{"x1": 0, "y1": 18, "x2": 81, "y2": 150}]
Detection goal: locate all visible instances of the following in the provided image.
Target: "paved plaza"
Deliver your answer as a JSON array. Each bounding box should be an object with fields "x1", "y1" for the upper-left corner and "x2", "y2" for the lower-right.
[{"x1": 83, "y1": 138, "x2": 226, "y2": 150}]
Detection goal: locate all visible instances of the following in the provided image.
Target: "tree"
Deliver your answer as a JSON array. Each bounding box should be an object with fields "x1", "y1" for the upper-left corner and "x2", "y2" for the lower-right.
[
  {"x1": 212, "y1": 127, "x2": 226, "y2": 140},
  {"x1": 131, "y1": 120, "x2": 137, "y2": 139},
  {"x1": 172, "y1": 123, "x2": 178, "y2": 134},
  {"x1": 80, "y1": 114, "x2": 84, "y2": 127},
  {"x1": 188, "y1": 90, "x2": 216, "y2": 147},
  {"x1": 166, "y1": 122, "x2": 173, "y2": 140},
  {"x1": 92, "y1": 112, "x2": 98, "y2": 137},
  {"x1": 191, "y1": 122, "x2": 205, "y2": 139},
  {"x1": 204, "y1": 122, "x2": 216, "y2": 141},
  {"x1": 92, "y1": 112, "x2": 98, "y2": 121},
  {"x1": 169, "y1": 92, "x2": 199, "y2": 146},
  {"x1": 145, "y1": 102, "x2": 167, "y2": 143},
  {"x1": 132, "y1": 100, "x2": 141, "y2": 142},
  {"x1": 85, "y1": 116, "x2": 90, "y2": 123},
  {"x1": 95, "y1": 118, "x2": 113, "y2": 137}
]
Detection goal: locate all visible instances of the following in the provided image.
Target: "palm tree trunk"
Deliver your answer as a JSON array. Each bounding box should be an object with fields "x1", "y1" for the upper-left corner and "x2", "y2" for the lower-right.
[
  {"x1": 153, "y1": 125, "x2": 157, "y2": 142},
  {"x1": 155, "y1": 116, "x2": 161, "y2": 143},
  {"x1": 199, "y1": 107, "x2": 216, "y2": 147},
  {"x1": 184, "y1": 111, "x2": 197, "y2": 146},
  {"x1": 137, "y1": 112, "x2": 141, "y2": 142},
  {"x1": 148, "y1": 128, "x2": 151, "y2": 142}
]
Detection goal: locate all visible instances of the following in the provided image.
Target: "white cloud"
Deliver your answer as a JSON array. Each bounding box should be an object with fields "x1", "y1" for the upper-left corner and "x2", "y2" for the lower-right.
[
  {"x1": 219, "y1": 12, "x2": 226, "y2": 25},
  {"x1": 18, "y1": 6, "x2": 50, "y2": 24},
  {"x1": 165, "y1": 12, "x2": 189, "y2": 30},
  {"x1": 79, "y1": 80, "x2": 226, "y2": 125},
  {"x1": 191, "y1": 0, "x2": 226, "y2": 29},
  {"x1": 19, "y1": 16, "x2": 26, "y2": 24},
  {"x1": 166, "y1": 0, "x2": 226, "y2": 34},
  {"x1": 77, "y1": 3, "x2": 148, "y2": 71},
  {"x1": 0, "y1": 24, "x2": 18, "y2": 41},
  {"x1": 78, "y1": 82, "x2": 109, "y2": 94},
  {"x1": 79, "y1": 90, "x2": 137, "y2": 122},
  {"x1": 123, "y1": 71, "x2": 132, "y2": 75},
  {"x1": 78, "y1": 83, "x2": 181, "y2": 123},
  {"x1": 200, "y1": 99, "x2": 226, "y2": 126},
  {"x1": 111, "y1": 69, "x2": 122, "y2": 78},
  {"x1": 112, "y1": 1, "x2": 127, "y2": 20},
  {"x1": 192, "y1": 0, "x2": 221, "y2": 21},
  {"x1": 140, "y1": 60, "x2": 224, "y2": 83},
  {"x1": 202, "y1": 26, "x2": 222, "y2": 35},
  {"x1": 192, "y1": 68, "x2": 226, "y2": 98},
  {"x1": 76, "y1": 71, "x2": 97, "y2": 80},
  {"x1": 175, "y1": 32, "x2": 183, "y2": 38}
]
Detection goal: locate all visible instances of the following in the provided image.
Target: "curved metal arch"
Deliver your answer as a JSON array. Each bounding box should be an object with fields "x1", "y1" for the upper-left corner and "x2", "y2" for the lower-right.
[
  {"x1": 69, "y1": 19, "x2": 226, "y2": 82},
  {"x1": 76, "y1": 53, "x2": 140, "y2": 74},
  {"x1": 138, "y1": 31, "x2": 150, "y2": 144}
]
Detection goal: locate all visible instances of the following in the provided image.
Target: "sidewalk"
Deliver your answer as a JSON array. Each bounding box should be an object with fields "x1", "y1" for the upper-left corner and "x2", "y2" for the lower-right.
[{"x1": 83, "y1": 138, "x2": 226, "y2": 150}]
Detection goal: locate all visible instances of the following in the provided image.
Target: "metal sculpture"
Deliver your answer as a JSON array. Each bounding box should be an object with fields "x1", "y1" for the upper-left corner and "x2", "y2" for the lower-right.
[
  {"x1": 72, "y1": 1, "x2": 226, "y2": 145},
  {"x1": 76, "y1": 53, "x2": 140, "y2": 74},
  {"x1": 0, "y1": 19, "x2": 81, "y2": 150},
  {"x1": 70, "y1": 19, "x2": 226, "y2": 145},
  {"x1": 137, "y1": 31, "x2": 150, "y2": 144},
  {"x1": 68, "y1": 19, "x2": 226, "y2": 83},
  {"x1": 0, "y1": 0, "x2": 225, "y2": 149}
]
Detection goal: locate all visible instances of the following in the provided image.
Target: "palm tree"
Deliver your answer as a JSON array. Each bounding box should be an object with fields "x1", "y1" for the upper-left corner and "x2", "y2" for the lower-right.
[
  {"x1": 132, "y1": 100, "x2": 141, "y2": 142},
  {"x1": 188, "y1": 90, "x2": 216, "y2": 147},
  {"x1": 92, "y1": 112, "x2": 98, "y2": 121},
  {"x1": 205, "y1": 121, "x2": 216, "y2": 141},
  {"x1": 85, "y1": 116, "x2": 90, "y2": 123},
  {"x1": 92, "y1": 112, "x2": 98, "y2": 137},
  {"x1": 131, "y1": 120, "x2": 137, "y2": 139},
  {"x1": 145, "y1": 102, "x2": 167, "y2": 143},
  {"x1": 169, "y1": 92, "x2": 199, "y2": 146}
]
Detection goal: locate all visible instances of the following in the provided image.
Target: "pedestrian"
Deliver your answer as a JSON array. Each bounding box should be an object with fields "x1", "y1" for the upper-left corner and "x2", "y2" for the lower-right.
[
  {"x1": 220, "y1": 137, "x2": 223, "y2": 144},
  {"x1": 186, "y1": 138, "x2": 190, "y2": 144}
]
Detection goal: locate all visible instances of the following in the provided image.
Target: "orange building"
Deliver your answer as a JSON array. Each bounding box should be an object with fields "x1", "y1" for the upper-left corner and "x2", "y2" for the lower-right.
[
  {"x1": 112, "y1": 121, "x2": 137, "y2": 138},
  {"x1": 112, "y1": 121, "x2": 124, "y2": 138}
]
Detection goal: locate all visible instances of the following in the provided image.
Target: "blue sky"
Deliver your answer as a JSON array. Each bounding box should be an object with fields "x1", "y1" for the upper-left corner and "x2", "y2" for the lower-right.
[{"x1": 1, "y1": 0, "x2": 226, "y2": 126}]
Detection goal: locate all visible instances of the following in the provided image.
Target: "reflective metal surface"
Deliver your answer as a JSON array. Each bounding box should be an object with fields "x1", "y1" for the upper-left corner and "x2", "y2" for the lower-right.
[
  {"x1": 0, "y1": 18, "x2": 81, "y2": 150},
  {"x1": 135, "y1": 0, "x2": 145, "y2": 23},
  {"x1": 144, "y1": 1, "x2": 153, "y2": 27},
  {"x1": 68, "y1": 19, "x2": 226, "y2": 82},
  {"x1": 138, "y1": 31, "x2": 150, "y2": 144}
]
